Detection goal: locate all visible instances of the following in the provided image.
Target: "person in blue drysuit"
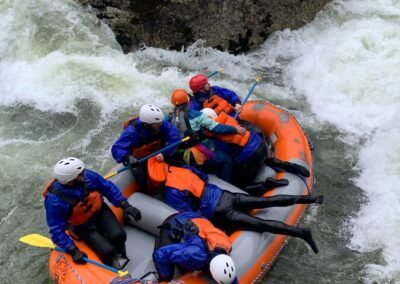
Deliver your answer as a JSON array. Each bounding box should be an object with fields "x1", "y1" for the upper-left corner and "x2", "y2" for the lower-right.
[
  {"x1": 148, "y1": 158, "x2": 323, "y2": 254},
  {"x1": 188, "y1": 74, "x2": 242, "y2": 116},
  {"x1": 43, "y1": 157, "x2": 141, "y2": 269},
  {"x1": 153, "y1": 211, "x2": 238, "y2": 284},
  {"x1": 111, "y1": 104, "x2": 180, "y2": 191}
]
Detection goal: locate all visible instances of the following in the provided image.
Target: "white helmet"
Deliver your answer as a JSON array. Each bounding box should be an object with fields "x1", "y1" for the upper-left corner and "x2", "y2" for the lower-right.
[
  {"x1": 139, "y1": 104, "x2": 164, "y2": 124},
  {"x1": 201, "y1": 108, "x2": 217, "y2": 120},
  {"x1": 209, "y1": 254, "x2": 236, "y2": 284},
  {"x1": 53, "y1": 157, "x2": 85, "y2": 185}
]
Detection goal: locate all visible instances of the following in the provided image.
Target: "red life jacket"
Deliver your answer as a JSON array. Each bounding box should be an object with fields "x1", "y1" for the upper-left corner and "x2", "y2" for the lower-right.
[
  {"x1": 123, "y1": 117, "x2": 162, "y2": 158},
  {"x1": 202, "y1": 95, "x2": 234, "y2": 115},
  {"x1": 191, "y1": 218, "x2": 232, "y2": 253},
  {"x1": 43, "y1": 179, "x2": 102, "y2": 226},
  {"x1": 147, "y1": 158, "x2": 205, "y2": 198},
  {"x1": 213, "y1": 112, "x2": 250, "y2": 146}
]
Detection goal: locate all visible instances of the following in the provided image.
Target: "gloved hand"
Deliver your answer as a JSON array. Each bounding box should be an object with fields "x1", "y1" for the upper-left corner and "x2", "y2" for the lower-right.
[
  {"x1": 68, "y1": 245, "x2": 87, "y2": 264},
  {"x1": 123, "y1": 156, "x2": 139, "y2": 167},
  {"x1": 120, "y1": 200, "x2": 142, "y2": 225}
]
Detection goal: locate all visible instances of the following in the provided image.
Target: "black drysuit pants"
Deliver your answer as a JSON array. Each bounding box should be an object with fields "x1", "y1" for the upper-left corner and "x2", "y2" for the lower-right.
[{"x1": 72, "y1": 203, "x2": 127, "y2": 265}]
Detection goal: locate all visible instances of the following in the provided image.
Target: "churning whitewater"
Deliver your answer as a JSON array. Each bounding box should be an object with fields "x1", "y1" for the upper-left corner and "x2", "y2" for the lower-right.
[{"x1": 0, "y1": 0, "x2": 399, "y2": 283}]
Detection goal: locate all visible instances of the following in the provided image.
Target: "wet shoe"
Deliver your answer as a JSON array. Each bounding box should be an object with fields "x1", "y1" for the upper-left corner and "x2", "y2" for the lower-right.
[
  {"x1": 263, "y1": 177, "x2": 289, "y2": 188},
  {"x1": 112, "y1": 254, "x2": 130, "y2": 270},
  {"x1": 302, "y1": 228, "x2": 319, "y2": 254},
  {"x1": 299, "y1": 194, "x2": 324, "y2": 204}
]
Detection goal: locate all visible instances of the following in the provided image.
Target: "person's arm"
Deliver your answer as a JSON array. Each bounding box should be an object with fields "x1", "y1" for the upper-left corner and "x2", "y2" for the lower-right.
[
  {"x1": 85, "y1": 170, "x2": 126, "y2": 207},
  {"x1": 111, "y1": 125, "x2": 141, "y2": 163},
  {"x1": 212, "y1": 86, "x2": 241, "y2": 106},
  {"x1": 189, "y1": 111, "x2": 237, "y2": 134},
  {"x1": 45, "y1": 196, "x2": 75, "y2": 251},
  {"x1": 160, "y1": 121, "x2": 181, "y2": 157}
]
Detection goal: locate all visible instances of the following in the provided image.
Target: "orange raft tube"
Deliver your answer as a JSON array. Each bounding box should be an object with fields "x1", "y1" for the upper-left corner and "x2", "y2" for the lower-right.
[{"x1": 47, "y1": 100, "x2": 314, "y2": 284}]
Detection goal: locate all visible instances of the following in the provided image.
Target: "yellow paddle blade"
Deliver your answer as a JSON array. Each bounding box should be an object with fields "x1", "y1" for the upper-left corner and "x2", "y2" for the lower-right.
[
  {"x1": 104, "y1": 171, "x2": 117, "y2": 180},
  {"x1": 19, "y1": 234, "x2": 56, "y2": 249}
]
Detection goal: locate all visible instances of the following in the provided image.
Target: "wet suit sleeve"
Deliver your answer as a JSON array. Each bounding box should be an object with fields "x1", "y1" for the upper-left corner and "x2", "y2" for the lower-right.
[
  {"x1": 111, "y1": 125, "x2": 141, "y2": 163},
  {"x1": 190, "y1": 111, "x2": 237, "y2": 134},
  {"x1": 44, "y1": 195, "x2": 74, "y2": 251},
  {"x1": 160, "y1": 120, "x2": 181, "y2": 157},
  {"x1": 212, "y1": 86, "x2": 241, "y2": 106},
  {"x1": 85, "y1": 170, "x2": 126, "y2": 207}
]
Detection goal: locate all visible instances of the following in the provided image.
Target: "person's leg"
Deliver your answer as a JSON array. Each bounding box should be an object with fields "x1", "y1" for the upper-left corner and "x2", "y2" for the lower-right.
[
  {"x1": 226, "y1": 210, "x2": 318, "y2": 253},
  {"x1": 233, "y1": 193, "x2": 323, "y2": 211},
  {"x1": 202, "y1": 150, "x2": 233, "y2": 182},
  {"x1": 95, "y1": 204, "x2": 127, "y2": 257},
  {"x1": 233, "y1": 141, "x2": 268, "y2": 187},
  {"x1": 72, "y1": 225, "x2": 117, "y2": 265}
]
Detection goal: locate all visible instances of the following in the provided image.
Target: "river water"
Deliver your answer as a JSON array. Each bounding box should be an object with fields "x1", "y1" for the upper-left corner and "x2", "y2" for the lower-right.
[{"x1": 0, "y1": 0, "x2": 399, "y2": 283}]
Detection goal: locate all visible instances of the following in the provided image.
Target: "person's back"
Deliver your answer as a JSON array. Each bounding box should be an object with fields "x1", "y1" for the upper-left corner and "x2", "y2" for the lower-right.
[
  {"x1": 153, "y1": 211, "x2": 238, "y2": 284},
  {"x1": 189, "y1": 74, "x2": 243, "y2": 116}
]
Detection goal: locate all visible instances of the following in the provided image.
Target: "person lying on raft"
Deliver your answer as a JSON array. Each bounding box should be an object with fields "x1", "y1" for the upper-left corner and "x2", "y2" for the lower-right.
[
  {"x1": 147, "y1": 157, "x2": 323, "y2": 253},
  {"x1": 43, "y1": 157, "x2": 141, "y2": 269},
  {"x1": 111, "y1": 104, "x2": 181, "y2": 191},
  {"x1": 153, "y1": 211, "x2": 238, "y2": 284},
  {"x1": 167, "y1": 89, "x2": 246, "y2": 182},
  {"x1": 201, "y1": 108, "x2": 288, "y2": 190},
  {"x1": 189, "y1": 74, "x2": 242, "y2": 116}
]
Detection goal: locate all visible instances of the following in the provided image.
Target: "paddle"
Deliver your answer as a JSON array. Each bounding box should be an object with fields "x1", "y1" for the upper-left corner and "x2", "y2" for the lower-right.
[
  {"x1": 19, "y1": 234, "x2": 129, "y2": 277},
  {"x1": 208, "y1": 67, "x2": 223, "y2": 78},
  {"x1": 234, "y1": 76, "x2": 262, "y2": 119},
  {"x1": 104, "y1": 136, "x2": 190, "y2": 180}
]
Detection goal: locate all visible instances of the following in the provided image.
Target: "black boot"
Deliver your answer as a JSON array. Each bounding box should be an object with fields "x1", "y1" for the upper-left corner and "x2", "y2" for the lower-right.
[
  {"x1": 265, "y1": 158, "x2": 311, "y2": 177},
  {"x1": 298, "y1": 195, "x2": 324, "y2": 204},
  {"x1": 263, "y1": 177, "x2": 289, "y2": 189},
  {"x1": 301, "y1": 228, "x2": 319, "y2": 254}
]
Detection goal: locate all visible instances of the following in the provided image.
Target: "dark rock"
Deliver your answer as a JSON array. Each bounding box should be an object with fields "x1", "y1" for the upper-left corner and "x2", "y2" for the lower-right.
[{"x1": 77, "y1": 0, "x2": 332, "y2": 54}]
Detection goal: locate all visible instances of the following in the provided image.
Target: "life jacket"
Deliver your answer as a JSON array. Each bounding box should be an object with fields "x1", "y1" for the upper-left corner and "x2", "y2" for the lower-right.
[
  {"x1": 147, "y1": 158, "x2": 205, "y2": 198},
  {"x1": 202, "y1": 95, "x2": 234, "y2": 115},
  {"x1": 214, "y1": 112, "x2": 250, "y2": 146},
  {"x1": 190, "y1": 217, "x2": 232, "y2": 253},
  {"x1": 43, "y1": 179, "x2": 102, "y2": 226},
  {"x1": 123, "y1": 116, "x2": 163, "y2": 158}
]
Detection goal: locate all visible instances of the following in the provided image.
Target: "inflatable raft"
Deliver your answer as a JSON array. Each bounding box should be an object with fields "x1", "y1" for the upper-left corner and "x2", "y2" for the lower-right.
[{"x1": 47, "y1": 101, "x2": 314, "y2": 283}]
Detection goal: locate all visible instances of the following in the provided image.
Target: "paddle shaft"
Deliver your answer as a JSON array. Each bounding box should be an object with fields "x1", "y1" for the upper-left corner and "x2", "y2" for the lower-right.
[
  {"x1": 104, "y1": 136, "x2": 190, "y2": 179},
  {"x1": 54, "y1": 247, "x2": 122, "y2": 274},
  {"x1": 234, "y1": 78, "x2": 261, "y2": 119}
]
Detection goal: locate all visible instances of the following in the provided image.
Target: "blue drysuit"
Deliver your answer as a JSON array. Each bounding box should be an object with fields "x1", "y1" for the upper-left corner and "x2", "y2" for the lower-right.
[
  {"x1": 111, "y1": 118, "x2": 181, "y2": 163},
  {"x1": 44, "y1": 169, "x2": 126, "y2": 251},
  {"x1": 163, "y1": 166, "x2": 223, "y2": 219},
  {"x1": 153, "y1": 211, "x2": 238, "y2": 283}
]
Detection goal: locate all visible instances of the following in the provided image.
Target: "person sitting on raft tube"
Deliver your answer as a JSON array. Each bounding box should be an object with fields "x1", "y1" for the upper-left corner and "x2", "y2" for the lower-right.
[
  {"x1": 167, "y1": 89, "x2": 246, "y2": 182},
  {"x1": 153, "y1": 211, "x2": 238, "y2": 284},
  {"x1": 111, "y1": 104, "x2": 180, "y2": 190},
  {"x1": 201, "y1": 107, "x2": 272, "y2": 188},
  {"x1": 148, "y1": 157, "x2": 323, "y2": 253},
  {"x1": 189, "y1": 74, "x2": 242, "y2": 116},
  {"x1": 43, "y1": 157, "x2": 141, "y2": 269}
]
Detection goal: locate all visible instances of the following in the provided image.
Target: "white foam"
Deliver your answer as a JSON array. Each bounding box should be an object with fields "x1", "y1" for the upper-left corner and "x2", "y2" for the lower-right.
[{"x1": 254, "y1": 0, "x2": 400, "y2": 280}]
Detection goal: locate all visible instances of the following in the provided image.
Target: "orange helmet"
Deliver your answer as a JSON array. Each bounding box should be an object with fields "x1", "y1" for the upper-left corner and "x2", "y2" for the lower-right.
[
  {"x1": 171, "y1": 89, "x2": 189, "y2": 106},
  {"x1": 189, "y1": 74, "x2": 208, "y2": 92}
]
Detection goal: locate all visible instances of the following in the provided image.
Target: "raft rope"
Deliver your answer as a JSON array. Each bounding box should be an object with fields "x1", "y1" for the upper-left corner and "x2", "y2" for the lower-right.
[{"x1": 56, "y1": 251, "x2": 86, "y2": 284}]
